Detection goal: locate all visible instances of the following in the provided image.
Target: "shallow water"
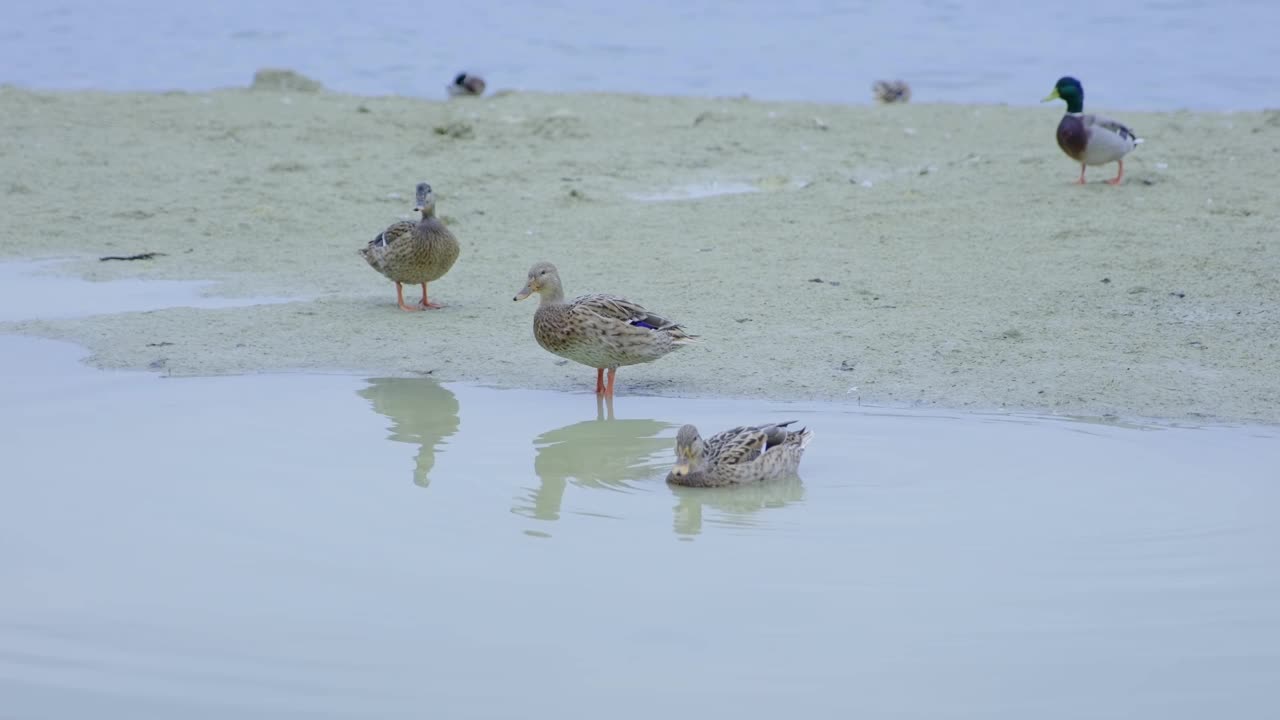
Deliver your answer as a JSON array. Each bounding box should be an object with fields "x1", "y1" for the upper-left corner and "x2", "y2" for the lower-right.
[
  {"x1": 0, "y1": 260, "x2": 292, "y2": 323},
  {"x1": 2, "y1": 0, "x2": 1277, "y2": 109},
  {"x1": 2, "y1": 333, "x2": 1279, "y2": 719}
]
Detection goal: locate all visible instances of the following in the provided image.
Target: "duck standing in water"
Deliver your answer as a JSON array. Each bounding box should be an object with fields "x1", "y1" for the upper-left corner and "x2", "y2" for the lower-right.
[
  {"x1": 666, "y1": 421, "x2": 813, "y2": 488},
  {"x1": 359, "y1": 182, "x2": 460, "y2": 311},
  {"x1": 1042, "y1": 76, "x2": 1143, "y2": 185},
  {"x1": 513, "y1": 262, "x2": 698, "y2": 397}
]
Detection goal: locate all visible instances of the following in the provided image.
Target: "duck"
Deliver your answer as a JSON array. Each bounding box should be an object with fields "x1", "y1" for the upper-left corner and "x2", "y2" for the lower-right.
[
  {"x1": 1042, "y1": 76, "x2": 1143, "y2": 185},
  {"x1": 872, "y1": 79, "x2": 911, "y2": 104},
  {"x1": 358, "y1": 182, "x2": 460, "y2": 311},
  {"x1": 513, "y1": 262, "x2": 698, "y2": 397},
  {"x1": 666, "y1": 421, "x2": 813, "y2": 488},
  {"x1": 447, "y1": 73, "x2": 486, "y2": 97}
]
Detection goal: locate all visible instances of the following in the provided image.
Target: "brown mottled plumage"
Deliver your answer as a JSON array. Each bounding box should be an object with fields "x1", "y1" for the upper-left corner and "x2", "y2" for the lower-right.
[
  {"x1": 359, "y1": 182, "x2": 460, "y2": 311},
  {"x1": 513, "y1": 262, "x2": 698, "y2": 397},
  {"x1": 666, "y1": 421, "x2": 812, "y2": 487},
  {"x1": 873, "y1": 79, "x2": 912, "y2": 104}
]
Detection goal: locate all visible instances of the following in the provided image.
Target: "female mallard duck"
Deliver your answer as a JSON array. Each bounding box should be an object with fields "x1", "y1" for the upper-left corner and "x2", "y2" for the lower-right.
[
  {"x1": 513, "y1": 262, "x2": 698, "y2": 397},
  {"x1": 1042, "y1": 76, "x2": 1143, "y2": 185},
  {"x1": 447, "y1": 72, "x2": 486, "y2": 97},
  {"x1": 666, "y1": 421, "x2": 812, "y2": 488},
  {"x1": 359, "y1": 182, "x2": 460, "y2": 311}
]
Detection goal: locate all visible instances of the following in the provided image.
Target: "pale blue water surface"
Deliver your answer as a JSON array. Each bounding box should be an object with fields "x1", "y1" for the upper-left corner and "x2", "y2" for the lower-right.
[
  {"x1": 2, "y1": 330, "x2": 1279, "y2": 719},
  {"x1": 1, "y1": 0, "x2": 1277, "y2": 109}
]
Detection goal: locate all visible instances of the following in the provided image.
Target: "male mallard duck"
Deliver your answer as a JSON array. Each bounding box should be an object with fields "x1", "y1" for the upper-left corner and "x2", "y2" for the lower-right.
[
  {"x1": 872, "y1": 79, "x2": 911, "y2": 104},
  {"x1": 447, "y1": 72, "x2": 486, "y2": 97},
  {"x1": 1042, "y1": 76, "x2": 1143, "y2": 185},
  {"x1": 666, "y1": 421, "x2": 812, "y2": 488},
  {"x1": 513, "y1": 262, "x2": 698, "y2": 397},
  {"x1": 358, "y1": 182, "x2": 460, "y2": 312}
]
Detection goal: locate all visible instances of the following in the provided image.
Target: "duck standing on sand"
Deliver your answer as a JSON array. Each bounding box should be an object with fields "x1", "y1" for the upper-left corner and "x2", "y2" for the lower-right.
[
  {"x1": 666, "y1": 421, "x2": 812, "y2": 488},
  {"x1": 872, "y1": 79, "x2": 911, "y2": 104},
  {"x1": 1042, "y1": 76, "x2": 1143, "y2": 185},
  {"x1": 359, "y1": 182, "x2": 460, "y2": 312},
  {"x1": 513, "y1": 262, "x2": 698, "y2": 397},
  {"x1": 447, "y1": 73, "x2": 486, "y2": 97}
]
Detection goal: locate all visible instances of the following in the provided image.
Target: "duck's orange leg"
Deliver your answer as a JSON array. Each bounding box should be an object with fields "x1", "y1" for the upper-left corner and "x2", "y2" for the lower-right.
[
  {"x1": 419, "y1": 283, "x2": 444, "y2": 309},
  {"x1": 595, "y1": 368, "x2": 605, "y2": 394},
  {"x1": 1076, "y1": 164, "x2": 1087, "y2": 185},
  {"x1": 605, "y1": 368, "x2": 618, "y2": 397},
  {"x1": 396, "y1": 282, "x2": 423, "y2": 312},
  {"x1": 1105, "y1": 160, "x2": 1124, "y2": 186}
]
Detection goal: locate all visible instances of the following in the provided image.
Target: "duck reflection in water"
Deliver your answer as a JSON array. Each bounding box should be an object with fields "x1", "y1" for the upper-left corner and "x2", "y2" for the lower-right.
[
  {"x1": 670, "y1": 475, "x2": 806, "y2": 537},
  {"x1": 358, "y1": 378, "x2": 460, "y2": 488},
  {"x1": 516, "y1": 394, "x2": 674, "y2": 522}
]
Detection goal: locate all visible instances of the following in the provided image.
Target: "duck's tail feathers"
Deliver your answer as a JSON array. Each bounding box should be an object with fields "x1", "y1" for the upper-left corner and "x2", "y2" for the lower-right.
[{"x1": 795, "y1": 427, "x2": 814, "y2": 449}]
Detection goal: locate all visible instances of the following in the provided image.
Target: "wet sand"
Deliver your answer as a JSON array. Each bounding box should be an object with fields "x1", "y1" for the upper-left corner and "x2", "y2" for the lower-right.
[{"x1": 2, "y1": 83, "x2": 1277, "y2": 422}]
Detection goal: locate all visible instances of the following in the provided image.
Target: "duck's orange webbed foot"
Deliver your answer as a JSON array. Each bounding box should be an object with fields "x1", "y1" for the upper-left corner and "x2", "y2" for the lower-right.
[
  {"x1": 419, "y1": 284, "x2": 444, "y2": 310},
  {"x1": 1105, "y1": 160, "x2": 1125, "y2": 186},
  {"x1": 396, "y1": 283, "x2": 423, "y2": 312}
]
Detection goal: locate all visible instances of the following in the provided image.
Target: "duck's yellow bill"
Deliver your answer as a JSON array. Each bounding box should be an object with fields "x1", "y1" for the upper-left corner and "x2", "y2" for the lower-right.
[
  {"x1": 670, "y1": 462, "x2": 690, "y2": 478},
  {"x1": 513, "y1": 284, "x2": 534, "y2": 301},
  {"x1": 1041, "y1": 88, "x2": 1061, "y2": 102}
]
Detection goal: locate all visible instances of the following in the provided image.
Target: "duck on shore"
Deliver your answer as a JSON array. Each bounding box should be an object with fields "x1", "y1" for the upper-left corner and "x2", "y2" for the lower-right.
[
  {"x1": 513, "y1": 262, "x2": 698, "y2": 397},
  {"x1": 358, "y1": 182, "x2": 460, "y2": 311},
  {"x1": 1043, "y1": 76, "x2": 1143, "y2": 185},
  {"x1": 447, "y1": 73, "x2": 486, "y2": 97}
]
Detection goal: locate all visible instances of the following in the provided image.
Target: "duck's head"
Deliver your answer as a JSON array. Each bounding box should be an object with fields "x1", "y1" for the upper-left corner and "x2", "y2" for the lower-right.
[
  {"x1": 514, "y1": 261, "x2": 562, "y2": 301},
  {"x1": 1043, "y1": 76, "x2": 1084, "y2": 112},
  {"x1": 667, "y1": 424, "x2": 706, "y2": 480},
  {"x1": 412, "y1": 182, "x2": 436, "y2": 215}
]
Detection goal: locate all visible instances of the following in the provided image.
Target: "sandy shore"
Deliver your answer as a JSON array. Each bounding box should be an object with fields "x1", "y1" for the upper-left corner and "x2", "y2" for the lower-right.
[{"x1": 1, "y1": 82, "x2": 1277, "y2": 422}]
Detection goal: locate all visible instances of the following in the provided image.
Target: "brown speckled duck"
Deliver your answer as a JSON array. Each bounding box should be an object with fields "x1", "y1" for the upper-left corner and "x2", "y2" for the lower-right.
[
  {"x1": 666, "y1": 421, "x2": 813, "y2": 488},
  {"x1": 513, "y1": 262, "x2": 698, "y2": 397},
  {"x1": 872, "y1": 79, "x2": 912, "y2": 104},
  {"x1": 359, "y1": 182, "x2": 460, "y2": 311},
  {"x1": 1042, "y1": 76, "x2": 1143, "y2": 185}
]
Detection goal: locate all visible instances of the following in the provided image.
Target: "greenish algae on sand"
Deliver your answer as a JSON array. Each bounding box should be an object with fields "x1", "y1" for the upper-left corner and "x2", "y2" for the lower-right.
[{"x1": 0, "y1": 85, "x2": 1277, "y2": 422}]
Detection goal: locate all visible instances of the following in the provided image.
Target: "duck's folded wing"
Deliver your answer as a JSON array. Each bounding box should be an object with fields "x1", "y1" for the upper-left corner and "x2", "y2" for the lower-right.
[
  {"x1": 759, "y1": 420, "x2": 799, "y2": 448},
  {"x1": 706, "y1": 426, "x2": 770, "y2": 467},
  {"x1": 572, "y1": 293, "x2": 684, "y2": 331},
  {"x1": 1089, "y1": 114, "x2": 1140, "y2": 143},
  {"x1": 368, "y1": 220, "x2": 415, "y2": 252}
]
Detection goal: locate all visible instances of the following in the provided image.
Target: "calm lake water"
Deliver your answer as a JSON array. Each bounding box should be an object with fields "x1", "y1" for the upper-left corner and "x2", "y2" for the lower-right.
[
  {"x1": 1, "y1": 0, "x2": 1277, "y2": 109},
  {"x1": 2, "y1": 332, "x2": 1279, "y2": 719}
]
